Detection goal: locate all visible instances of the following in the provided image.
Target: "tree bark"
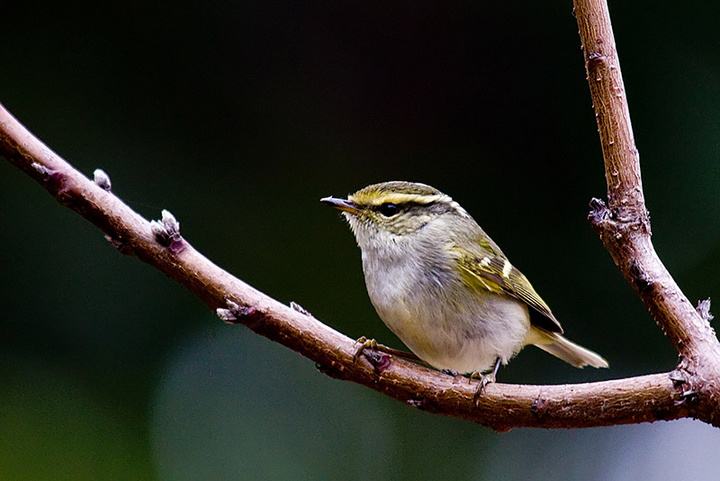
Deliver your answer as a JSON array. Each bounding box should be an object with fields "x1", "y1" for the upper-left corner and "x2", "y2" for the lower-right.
[
  {"x1": 574, "y1": 0, "x2": 720, "y2": 426},
  {"x1": 2, "y1": 0, "x2": 719, "y2": 430}
]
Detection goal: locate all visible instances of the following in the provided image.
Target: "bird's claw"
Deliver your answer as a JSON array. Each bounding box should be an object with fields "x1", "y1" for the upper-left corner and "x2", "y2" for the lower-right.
[
  {"x1": 352, "y1": 337, "x2": 422, "y2": 365},
  {"x1": 473, "y1": 374, "x2": 496, "y2": 406},
  {"x1": 467, "y1": 358, "x2": 502, "y2": 406},
  {"x1": 353, "y1": 336, "x2": 379, "y2": 362},
  {"x1": 467, "y1": 371, "x2": 496, "y2": 406}
]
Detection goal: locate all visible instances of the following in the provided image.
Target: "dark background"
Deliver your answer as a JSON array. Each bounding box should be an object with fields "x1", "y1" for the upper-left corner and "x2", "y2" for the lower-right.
[{"x1": 2, "y1": 1, "x2": 720, "y2": 480}]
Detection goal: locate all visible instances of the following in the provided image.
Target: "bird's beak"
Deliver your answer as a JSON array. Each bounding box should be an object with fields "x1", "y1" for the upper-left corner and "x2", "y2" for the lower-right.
[{"x1": 320, "y1": 196, "x2": 361, "y2": 215}]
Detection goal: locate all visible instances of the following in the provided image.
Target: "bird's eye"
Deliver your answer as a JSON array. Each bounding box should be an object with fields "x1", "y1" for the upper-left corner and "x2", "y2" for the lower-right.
[{"x1": 378, "y1": 203, "x2": 400, "y2": 217}]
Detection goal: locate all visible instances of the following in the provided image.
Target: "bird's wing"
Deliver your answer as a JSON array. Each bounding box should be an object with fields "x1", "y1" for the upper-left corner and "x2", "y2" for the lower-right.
[{"x1": 452, "y1": 245, "x2": 564, "y2": 334}]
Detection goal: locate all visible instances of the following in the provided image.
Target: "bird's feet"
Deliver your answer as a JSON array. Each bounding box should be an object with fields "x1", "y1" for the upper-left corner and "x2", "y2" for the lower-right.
[
  {"x1": 467, "y1": 371, "x2": 496, "y2": 406},
  {"x1": 467, "y1": 358, "x2": 502, "y2": 406},
  {"x1": 353, "y1": 336, "x2": 379, "y2": 362},
  {"x1": 352, "y1": 336, "x2": 422, "y2": 363}
]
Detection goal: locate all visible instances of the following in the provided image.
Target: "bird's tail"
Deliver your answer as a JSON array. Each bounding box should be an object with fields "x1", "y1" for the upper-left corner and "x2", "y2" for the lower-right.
[{"x1": 527, "y1": 327, "x2": 609, "y2": 368}]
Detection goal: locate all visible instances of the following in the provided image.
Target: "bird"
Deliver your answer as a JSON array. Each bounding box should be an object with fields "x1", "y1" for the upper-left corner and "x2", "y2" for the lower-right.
[{"x1": 321, "y1": 181, "x2": 608, "y2": 390}]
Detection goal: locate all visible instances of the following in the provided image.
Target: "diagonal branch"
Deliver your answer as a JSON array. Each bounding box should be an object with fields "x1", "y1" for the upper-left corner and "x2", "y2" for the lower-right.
[
  {"x1": 2, "y1": 0, "x2": 719, "y2": 430},
  {"x1": 0, "y1": 103, "x2": 688, "y2": 430}
]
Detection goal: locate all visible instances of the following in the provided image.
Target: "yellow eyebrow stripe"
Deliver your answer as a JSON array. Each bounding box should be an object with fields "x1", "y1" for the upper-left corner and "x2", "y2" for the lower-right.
[{"x1": 349, "y1": 193, "x2": 450, "y2": 206}]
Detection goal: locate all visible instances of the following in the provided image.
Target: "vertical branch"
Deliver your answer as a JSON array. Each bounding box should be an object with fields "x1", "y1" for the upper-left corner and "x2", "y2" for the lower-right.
[
  {"x1": 574, "y1": 0, "x2": 720, "y2": 410},
  {"x1": 574, "y1": 0, "x2": 646, "y2": 224}
]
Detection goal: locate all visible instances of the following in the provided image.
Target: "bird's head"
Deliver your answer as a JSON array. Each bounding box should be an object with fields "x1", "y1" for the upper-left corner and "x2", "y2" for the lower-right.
[{"x1": 322, "y1": 181, "x2": 468, "y2": 249}]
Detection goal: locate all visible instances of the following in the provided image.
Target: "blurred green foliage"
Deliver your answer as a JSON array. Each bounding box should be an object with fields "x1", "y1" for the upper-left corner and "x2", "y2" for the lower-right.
[{"x1": 2, "y1": 1, "x2": 720, "y2": 480}]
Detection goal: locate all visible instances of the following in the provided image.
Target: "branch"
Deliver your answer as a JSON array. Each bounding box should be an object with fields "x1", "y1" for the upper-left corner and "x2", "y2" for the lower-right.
[
  {"x1": 1, "y1": 0, "x2": 718, "y2": 430},
  {"x1": 575, "y1": 0, "x2": 720, "y2": 423},
  {"x1": 0, "y1": 102, "x2": 687, "y2": 430}
]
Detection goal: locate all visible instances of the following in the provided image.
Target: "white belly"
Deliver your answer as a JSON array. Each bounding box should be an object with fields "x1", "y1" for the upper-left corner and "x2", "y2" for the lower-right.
[{"x1": 363, "y1": 251, "x2": 531, "y2": 373}]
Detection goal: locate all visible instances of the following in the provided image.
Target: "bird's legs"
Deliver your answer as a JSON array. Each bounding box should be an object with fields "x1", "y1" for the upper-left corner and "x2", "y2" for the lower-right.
[{"x1": 467, "y1": 357, "x2": 502, "y2": 406}]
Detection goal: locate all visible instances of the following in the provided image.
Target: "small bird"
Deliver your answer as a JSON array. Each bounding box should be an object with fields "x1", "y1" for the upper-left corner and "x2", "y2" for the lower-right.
[{"x1": 322, "y1": 181, "x2": 607, "y2": 387}]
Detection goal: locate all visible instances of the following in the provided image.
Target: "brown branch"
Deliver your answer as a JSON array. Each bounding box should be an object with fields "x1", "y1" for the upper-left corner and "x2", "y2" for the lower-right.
[
  {"x1": 0, "y1": 102, "x2": 688, "y2": 430},
  {"x1": 575, "y1": 0, "x2": 720, "y2": 424},
  {"x1": 1, "y1": 0, "x2": 718, "y2": 430}
]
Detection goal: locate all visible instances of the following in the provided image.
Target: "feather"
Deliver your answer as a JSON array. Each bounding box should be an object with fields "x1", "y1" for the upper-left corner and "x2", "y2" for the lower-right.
[{"x1": 452, "y1": 245, "x2": 564, "y2": 334}]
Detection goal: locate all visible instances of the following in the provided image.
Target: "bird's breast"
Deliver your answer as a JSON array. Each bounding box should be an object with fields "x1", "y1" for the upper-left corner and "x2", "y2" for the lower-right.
[
  {"x1": 360, "y1": 248, "x2": 530, "y2": 372},
  {"x1": 362, "y1": 248, "x2": 461, "y2": 350}
]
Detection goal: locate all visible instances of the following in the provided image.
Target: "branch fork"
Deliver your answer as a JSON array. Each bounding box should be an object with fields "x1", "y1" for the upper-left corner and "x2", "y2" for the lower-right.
[{"x1": 3, "y1": 0, "x2": 720, "y2": 430}]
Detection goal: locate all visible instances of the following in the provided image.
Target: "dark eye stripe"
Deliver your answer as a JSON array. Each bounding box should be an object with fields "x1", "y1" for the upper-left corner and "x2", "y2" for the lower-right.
[{"x1": 371, "y1": 201, "x2": 441, "y2": 216}]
